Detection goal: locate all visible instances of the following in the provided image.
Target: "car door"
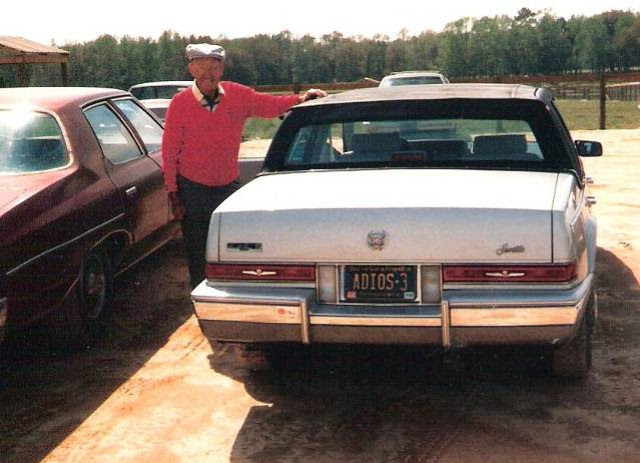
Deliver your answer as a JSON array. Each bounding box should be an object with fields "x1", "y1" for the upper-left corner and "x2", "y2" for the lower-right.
[{"x1": 84, "y1": 102, "x2": 167, "y2": 243}]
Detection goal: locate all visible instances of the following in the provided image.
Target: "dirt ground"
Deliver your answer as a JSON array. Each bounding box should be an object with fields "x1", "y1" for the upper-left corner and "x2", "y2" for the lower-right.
[{"x1": 1, "y1": 130, "x2": 639, "y2": 463}]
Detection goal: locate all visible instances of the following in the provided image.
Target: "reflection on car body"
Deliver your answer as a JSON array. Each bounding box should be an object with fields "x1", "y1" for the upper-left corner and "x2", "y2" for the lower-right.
[
  {"x1": 0, "y1": 87, "x2": 179, "y2": 347},
  {"x1": 191, "y1": 84, "x2": 602, "y2": 378}
]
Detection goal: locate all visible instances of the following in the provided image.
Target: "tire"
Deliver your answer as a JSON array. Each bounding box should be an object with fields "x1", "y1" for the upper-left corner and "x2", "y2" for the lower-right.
[
  {"x1": 551, "y1": 293, "x2": 595, "y2": 379},
  {"x1": 48, "y1": 248, "x2": 113, "y2": 350}
]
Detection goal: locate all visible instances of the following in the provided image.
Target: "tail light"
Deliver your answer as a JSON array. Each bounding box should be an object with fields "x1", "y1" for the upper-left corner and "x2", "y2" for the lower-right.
[
  {"x1": 442, "y1": 262, "x2": 577, "y2": 283},
  {"x1": 205, "y1": 263, "x2": 315, "y2": 282}
]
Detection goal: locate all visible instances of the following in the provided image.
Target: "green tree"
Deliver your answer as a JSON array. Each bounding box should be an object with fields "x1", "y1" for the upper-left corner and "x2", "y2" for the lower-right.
[
  {"x1": 438, "y1": 18, "x2": 472, "y2": 77},
  {"x1": 536, "y1": 15, "x2": 572, "y2": 74},
  {"x1": 467, "y1": 16, "x2": 511, "y2": 76},
  {"x1": 408, "y1": 32, "x2": 440, "y2": 72},
  {"x1": 509, "y1": 8, "x2": 538, "y2": 74},
  {"x1": 334, "y1": 38, "x2": 366, "y2": 81},
  {"x1": 615, "y1": 14, "x2": 640, "y2": 69},
  {"x1": 574, "y1": 17, "x2": 611, "y2": 71}
]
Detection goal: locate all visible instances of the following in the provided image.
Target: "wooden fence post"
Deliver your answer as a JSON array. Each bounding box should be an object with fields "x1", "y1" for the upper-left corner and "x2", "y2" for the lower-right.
[
  {"x1": 18, "y1": 61, "x2": 26, "y2": 86},
  {"x1": 61, "y1": 62, "x2": 68, "y2": 86},
  {"x1": 599, "y1": 73, "x2": 606, "y2": 130}
]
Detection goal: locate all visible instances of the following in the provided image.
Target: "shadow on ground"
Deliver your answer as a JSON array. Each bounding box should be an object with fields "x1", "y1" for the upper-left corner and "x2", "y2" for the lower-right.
[
  {"x1": 208, "y1": 246, "x2": 640, "y2": 462},
  {"x1": 0, "y1": 239, "x2": 193, "y2": 463}
]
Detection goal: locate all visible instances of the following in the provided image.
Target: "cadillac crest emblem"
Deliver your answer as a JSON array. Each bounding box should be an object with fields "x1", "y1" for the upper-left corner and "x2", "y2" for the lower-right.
[{"x1": 367, "y1": 230, "x2": 389, "y2": 251}]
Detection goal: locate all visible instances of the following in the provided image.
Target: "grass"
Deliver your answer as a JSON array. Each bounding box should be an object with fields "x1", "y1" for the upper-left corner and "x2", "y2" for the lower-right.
[
  {"x1": 243, "y1": 118, "x2": 282, "y2": 140},
  {"x1": 555, "y1": 99, "x2": 639, "y2": 131},
  {"x1": 241, "y1": 99, "x2": 640, "y2": 141}
]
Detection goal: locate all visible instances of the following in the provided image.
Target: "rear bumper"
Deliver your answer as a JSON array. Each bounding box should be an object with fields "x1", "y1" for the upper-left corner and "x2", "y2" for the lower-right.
[{"x1": 191, "y1": 275, "x2": 594, "y2": 347}]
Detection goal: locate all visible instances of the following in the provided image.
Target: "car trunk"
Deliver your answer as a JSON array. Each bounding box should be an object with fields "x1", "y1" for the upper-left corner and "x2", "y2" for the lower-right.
[{"x1": 214, "y1": 169, "x2": 559, "y2": 264}]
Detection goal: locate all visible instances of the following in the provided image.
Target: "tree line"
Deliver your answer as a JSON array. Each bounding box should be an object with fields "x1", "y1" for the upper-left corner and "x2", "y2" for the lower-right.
[{"x1": 2, "y1": 8, "x2": 639, "y2": 89}]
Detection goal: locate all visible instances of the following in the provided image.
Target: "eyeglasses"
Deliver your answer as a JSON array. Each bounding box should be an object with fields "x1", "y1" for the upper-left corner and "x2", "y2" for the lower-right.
[{"x1": 191, "y1": 60, "x2": 223, "y2": 72}]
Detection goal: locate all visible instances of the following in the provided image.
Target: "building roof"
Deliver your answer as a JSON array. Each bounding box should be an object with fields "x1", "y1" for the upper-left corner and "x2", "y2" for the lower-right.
[{"x1": 0, "y1": 36, "x2": 69, "y2": 64}]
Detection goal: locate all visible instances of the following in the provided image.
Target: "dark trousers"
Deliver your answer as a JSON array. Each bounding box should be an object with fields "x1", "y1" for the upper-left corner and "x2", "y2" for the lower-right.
[{"x1": 177, "y1": 176, "x2": 240, "y2": 289}]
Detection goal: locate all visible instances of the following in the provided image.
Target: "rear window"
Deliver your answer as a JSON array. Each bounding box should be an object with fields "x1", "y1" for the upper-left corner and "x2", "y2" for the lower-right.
[
  {"x1": 382, "y1": 76, "x2": 445, "y2": 86},
  {"x1": 0, "y1": 110, "x2": 69, "y2": 174},
  {"x1": 283, "y1": 118, "x2": 543, "y2": 169}
]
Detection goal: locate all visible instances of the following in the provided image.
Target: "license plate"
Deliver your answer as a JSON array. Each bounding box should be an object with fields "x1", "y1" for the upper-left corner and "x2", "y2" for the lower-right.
[{"x1": 343, "y1": 265, "x2": 417, "y2": 303}]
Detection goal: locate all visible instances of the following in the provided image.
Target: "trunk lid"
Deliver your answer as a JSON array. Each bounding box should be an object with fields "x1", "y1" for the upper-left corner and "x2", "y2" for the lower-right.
[{"x1": 215, "y1": 169, "x2": 558, "y2": 263}]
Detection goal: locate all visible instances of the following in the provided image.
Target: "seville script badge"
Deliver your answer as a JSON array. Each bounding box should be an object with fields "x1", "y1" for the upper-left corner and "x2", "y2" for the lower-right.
[{"x1": 367, "y1": 230, "x2": 389, "y2": 251}]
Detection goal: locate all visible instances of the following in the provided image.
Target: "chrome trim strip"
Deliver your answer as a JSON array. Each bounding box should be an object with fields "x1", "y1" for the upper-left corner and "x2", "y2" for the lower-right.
[
  {"x1": 441, "y1": 299, "x2": 451, "y2": 347},
  {"x1": 6, "y1": 214, "x2": 127, "y2": 276},
  {"x1": 485, "y1": 272, "x2": 525, "y2": 278},
  {"x1": 192, "y1": 292, "x2": 306, "y2": 306},
  {"x1": 204, "y1": 280, "x2": 315, "y2": 289},
  {"x1": 309, "y1": 316, "x2": 441, "y2": 327},
  {"x1": 301, "y1": 299, "x2": 310, "y2": 344},
  {"x1": 334, "y1": 265, "x2": 339, "y2": 304},
  {"x1": 241, "y1": 270, "x2": 277, "y2": 276}
]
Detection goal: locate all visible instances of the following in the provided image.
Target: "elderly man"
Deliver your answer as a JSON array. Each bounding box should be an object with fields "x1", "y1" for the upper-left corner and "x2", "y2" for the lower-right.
[{"x1": 162, "y1": 43, "x2": 326, "y2": 288}]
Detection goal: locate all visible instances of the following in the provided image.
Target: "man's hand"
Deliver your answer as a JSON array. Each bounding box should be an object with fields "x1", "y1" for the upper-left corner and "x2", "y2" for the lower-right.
[
  {"x1": 168, "y1": 191, "x2": 186, "y2": 220},
  {"x1": 299, "y1": 88, "x2": 328, "y2": 103}
]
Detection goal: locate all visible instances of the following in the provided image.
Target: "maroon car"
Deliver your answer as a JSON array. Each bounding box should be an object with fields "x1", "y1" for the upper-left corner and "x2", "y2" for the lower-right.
[{"x1": 0, "y1": 87, "x2": 179, "y2": 347}]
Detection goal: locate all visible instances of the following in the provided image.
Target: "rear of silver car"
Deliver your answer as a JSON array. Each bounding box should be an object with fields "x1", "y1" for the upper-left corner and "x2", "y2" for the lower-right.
[
  {"x1": 191, "y1": 85, "x2": 601, "y2": 377},
  {"x1": 191, "y1": 170, "x2": 597, "y2": 377}
]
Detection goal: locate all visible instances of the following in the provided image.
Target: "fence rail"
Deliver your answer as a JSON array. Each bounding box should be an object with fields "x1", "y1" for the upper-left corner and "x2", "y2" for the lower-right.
[
  {"x1": 607, "y1": 82, "x2": 640, "y2": 101},
  {"x1": 253, "y1": 70, "x2": 640, "y2": 129}
]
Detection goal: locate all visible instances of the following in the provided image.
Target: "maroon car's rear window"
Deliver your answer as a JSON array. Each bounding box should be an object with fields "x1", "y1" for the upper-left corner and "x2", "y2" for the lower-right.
[{"x1": 0, "y1": 111, "x2": 68, "y2": 174}]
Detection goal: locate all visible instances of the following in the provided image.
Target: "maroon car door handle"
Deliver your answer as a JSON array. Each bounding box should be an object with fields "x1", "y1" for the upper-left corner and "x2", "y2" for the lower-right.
[{"x1": 125, "y1": 186, "x2": 138, "y2": 198}]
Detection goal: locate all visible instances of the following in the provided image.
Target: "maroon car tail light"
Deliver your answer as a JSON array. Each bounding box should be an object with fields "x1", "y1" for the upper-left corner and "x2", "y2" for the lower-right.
[
  {"x1": 205, "y1": 263, "x2": 316, "y2": 282},
  {"x1": 442, "y1": 262, "x2": 577, "y2": 283}
]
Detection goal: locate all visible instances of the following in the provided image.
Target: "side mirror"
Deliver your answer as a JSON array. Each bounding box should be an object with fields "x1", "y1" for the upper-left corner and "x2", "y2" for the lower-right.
[{"x1": 575, "y1": 140, "x2": 603, "y2": 157}]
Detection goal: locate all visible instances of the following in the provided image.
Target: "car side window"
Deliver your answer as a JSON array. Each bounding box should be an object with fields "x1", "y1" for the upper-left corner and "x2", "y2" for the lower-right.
[
  {"x1": 114, "y1": 99, "x2": 163, "y2": 152},
  {"x1": 84, "y1": 104, "x2": 142, "y2": 163}
]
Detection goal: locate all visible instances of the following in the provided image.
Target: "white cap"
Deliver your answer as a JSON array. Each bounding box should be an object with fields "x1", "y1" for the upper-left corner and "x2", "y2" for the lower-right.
[{"x1": 186, "y1": 43, "x2": 225, "y2": 61}]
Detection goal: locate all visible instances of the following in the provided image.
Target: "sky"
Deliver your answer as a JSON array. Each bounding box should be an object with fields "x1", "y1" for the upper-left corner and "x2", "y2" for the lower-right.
[{"x1": 2, "y1": 0, "x2": 639, "y2": 46}]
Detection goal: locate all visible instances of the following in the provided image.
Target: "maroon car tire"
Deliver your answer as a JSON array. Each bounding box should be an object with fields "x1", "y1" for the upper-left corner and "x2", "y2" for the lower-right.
[{"x1": 49, "y1": 248, "x2": 113, "y2": 350}]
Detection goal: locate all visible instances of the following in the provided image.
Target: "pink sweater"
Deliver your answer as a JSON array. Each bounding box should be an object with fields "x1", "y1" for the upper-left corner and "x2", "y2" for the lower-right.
[{"x1": 161, "y1": 82, "x2": 300, "y2": 192}]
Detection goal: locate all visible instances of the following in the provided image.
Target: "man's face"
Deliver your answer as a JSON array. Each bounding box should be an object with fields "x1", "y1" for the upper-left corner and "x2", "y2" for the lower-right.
[{"x1": 188, "y1": 57, "x2": 224, "y2": 95}]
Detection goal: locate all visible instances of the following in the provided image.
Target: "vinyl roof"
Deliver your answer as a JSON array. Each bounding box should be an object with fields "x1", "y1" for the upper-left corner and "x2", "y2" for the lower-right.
[{"x1": 300, "y1": 83, "x2": 550, "y2": 107}]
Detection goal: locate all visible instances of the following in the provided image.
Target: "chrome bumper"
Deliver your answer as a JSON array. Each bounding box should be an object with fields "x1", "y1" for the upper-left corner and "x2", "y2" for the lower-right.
[
  {"x1": 0, "y1": 297, "x2": 7, "y2": 345},
  {"x1": 191, "y1": 275, "x2": 594, "y2": 347}
]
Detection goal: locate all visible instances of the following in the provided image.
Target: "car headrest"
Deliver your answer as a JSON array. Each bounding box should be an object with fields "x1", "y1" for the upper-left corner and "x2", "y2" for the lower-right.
[{"x1": 473, "y1": 134, "x2": 527, "y2": 156}]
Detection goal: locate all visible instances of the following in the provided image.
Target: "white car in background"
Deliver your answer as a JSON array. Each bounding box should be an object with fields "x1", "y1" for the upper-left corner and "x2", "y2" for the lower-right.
[
  {"x1": 128, "y1": 81, "x2": 192, "y2": 121},
  {"x1": 379, "y1": 71, "x2": 449, "y2": 87},
  {"x1": 192, "y1": 84, "x2": 602, "y2": 378}
]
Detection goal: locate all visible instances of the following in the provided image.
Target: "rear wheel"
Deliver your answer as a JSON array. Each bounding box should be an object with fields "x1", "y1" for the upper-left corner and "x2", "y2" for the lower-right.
[
  {"x1": 551, "y1": 293, "x2": 595, "y2": 379},
  {"x1": 48, "y1": 248, "x2": 113, "y2": 350}
]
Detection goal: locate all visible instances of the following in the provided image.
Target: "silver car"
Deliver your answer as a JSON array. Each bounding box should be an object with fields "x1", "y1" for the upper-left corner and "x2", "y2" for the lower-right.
[
  {"x1": 192, "y1": 84, "x2": 602, "y2": 378},
  {"x1": 128, "y1": 81, "x2": 192, "y2": 121},
  {"x1": 379, "y1": 70, "x2": 449, "y2": 87}
]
